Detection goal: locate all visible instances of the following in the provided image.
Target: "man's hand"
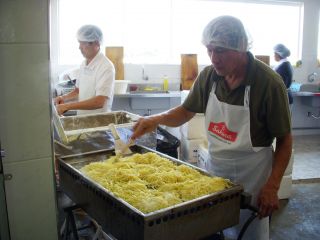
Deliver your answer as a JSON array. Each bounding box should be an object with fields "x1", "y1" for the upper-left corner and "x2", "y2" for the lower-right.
[
  {"x1": 54, "y1": 96, "x2": 64, "y2": 105},
  {"x1": 257, "y1": 133, "x2": 292, "y2": 218},
  {"x1": 56, "y1": 104, "x2": 68, "y2": 115},
  {"x1": 131, "y1": 106, "x2": 196, "y2": 140},
  {"x1": 257, "y1": 184, "x2": 279, "y2": 218},
  {"x1": 131, "y1": 116, "x2": 160, "y2": 140}
]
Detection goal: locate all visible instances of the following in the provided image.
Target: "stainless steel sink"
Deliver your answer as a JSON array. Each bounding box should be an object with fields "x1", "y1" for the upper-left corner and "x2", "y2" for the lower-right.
[
  {"x1": 300, "y1": 83, "x2": 320, "y2": 93},
  {"x1": 128, "y1": 83, "x2": 169, "y2": 94},
  {"x1": 299, "y1": 83, "x2": 320, "y2": 107},
  {"x1": 301, "y1": 96, "x2": 320, "y2": 108}
]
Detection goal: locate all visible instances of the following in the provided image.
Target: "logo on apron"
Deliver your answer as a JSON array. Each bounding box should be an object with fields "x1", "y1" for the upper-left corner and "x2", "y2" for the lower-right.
[{"x1": 208, "y1": 122, "x2": 238, "y2": 142}]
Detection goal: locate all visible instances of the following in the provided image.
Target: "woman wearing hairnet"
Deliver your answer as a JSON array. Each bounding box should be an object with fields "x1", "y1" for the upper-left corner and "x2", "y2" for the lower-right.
[
  {"x1": 54, "y1": 25, "x2": 115, "y2": 115},
  {"x1": 131, "y1": 16, "x2": 292, "y2": 240},
  {"x1": 273, "y1": 44, "x2": 294, "y2": 112}
]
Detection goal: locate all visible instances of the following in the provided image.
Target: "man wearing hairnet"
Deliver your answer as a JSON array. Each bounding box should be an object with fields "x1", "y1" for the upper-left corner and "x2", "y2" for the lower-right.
[
  {"x1": 54, "y1": 25, "x2": 115, "y2": 115},
  {"x1": 131, "y1": 16, "x2": 292, "y2": 240},
  {"x1": 273, "y1": 43, "x2": 294, "y2": 112}
]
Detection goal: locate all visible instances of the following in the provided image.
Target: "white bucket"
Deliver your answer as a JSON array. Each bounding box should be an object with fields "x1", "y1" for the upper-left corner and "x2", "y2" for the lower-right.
[{"x1": 114, "y1": 80, "x2": 130, "y2": 94}]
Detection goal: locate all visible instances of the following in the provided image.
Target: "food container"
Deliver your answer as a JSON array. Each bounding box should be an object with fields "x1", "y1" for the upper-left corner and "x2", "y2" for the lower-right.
[
  {"x1": 58, "y1": 111, "x2": 139, "y2": 142},
  {"x1": 114, "y1": 80, "x2": 130, "y2": 94}
]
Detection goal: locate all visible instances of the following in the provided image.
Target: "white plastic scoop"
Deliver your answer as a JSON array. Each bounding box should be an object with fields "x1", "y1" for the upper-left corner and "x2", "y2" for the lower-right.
[{"x1": 108, "y1": 124, "x2": 133, "y2": 156}]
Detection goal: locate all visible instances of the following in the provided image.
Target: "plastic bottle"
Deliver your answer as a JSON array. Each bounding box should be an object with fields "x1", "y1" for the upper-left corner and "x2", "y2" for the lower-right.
[{"x1": 163, "y1": 75, "x2": 169, "y2": 91}]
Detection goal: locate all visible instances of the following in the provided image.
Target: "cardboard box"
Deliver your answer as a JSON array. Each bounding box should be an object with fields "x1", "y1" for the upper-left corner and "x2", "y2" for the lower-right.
[
  {"x1": 284, "y1": 149, "x2": 294, "y2": 175},
  {"x1": 180, "y1": 138, "x2": 204, "y2": 163},
  {"x1": 197, "y1": 143, "x2": 210, "y2": 170},
  {"x1": 272, "y1": 140, "x2": 294, "y2": 175},
  {"x1": 180, "y1": 114, "x2": 206, "y2": 139},
  {"x1": 278, "y1": 175, "x2": 292, "y2": 199}
]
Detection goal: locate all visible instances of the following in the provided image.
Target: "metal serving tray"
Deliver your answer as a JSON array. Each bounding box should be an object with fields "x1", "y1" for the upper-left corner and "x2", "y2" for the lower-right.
[
  {"x1": 54, "y1": 111, "x2": 139, "y2": 144},
  {"x1": 58, "y1": 146, "x2": 243, "y2": 240}
]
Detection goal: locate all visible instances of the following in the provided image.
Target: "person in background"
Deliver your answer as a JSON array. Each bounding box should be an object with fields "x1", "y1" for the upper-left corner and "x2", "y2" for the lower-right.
[
  {"x1": 131, "y1": 16, "x2": 292, "y2": 240},
  {"x1": 54, "y1": 25, "x2": 115, "y2": 115},
  {"x1": 273, "y1": 43, "x2": 294, "y2": 113}
]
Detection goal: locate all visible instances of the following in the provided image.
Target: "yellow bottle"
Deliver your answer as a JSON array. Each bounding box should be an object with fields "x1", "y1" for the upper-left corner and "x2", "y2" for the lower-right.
[{"x1": 163, "y1": 75, "x2": 169, "y2": 91}]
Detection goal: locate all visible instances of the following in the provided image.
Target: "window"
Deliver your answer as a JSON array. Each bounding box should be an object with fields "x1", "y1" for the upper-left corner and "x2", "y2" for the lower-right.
[
  {"x1": 318, "y1": 10, "x2": 320, "y2": 66},
  {"x1": 57, "y1": 0, "x2": 124, "y2": 64},
  {"x1": 57, "y1": 0, "x2": 303, "y2": 65}
]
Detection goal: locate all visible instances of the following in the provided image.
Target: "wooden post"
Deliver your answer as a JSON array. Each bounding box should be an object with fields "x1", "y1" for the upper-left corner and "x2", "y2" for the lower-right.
[
  {"x1": 255, "y1": 55, "x2": 270, "y2": 66},
  {"x1": 105, "y1": 46, "x2": 124, "y2": 80},
  {"x1": 181, "y1": 54, "x2": 198, "y2": 90}
]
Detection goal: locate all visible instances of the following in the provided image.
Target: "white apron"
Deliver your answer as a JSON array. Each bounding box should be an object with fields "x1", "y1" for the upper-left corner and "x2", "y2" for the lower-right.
[{"x1": 205, "y1": 82, "x2": 273, "y2": 240}]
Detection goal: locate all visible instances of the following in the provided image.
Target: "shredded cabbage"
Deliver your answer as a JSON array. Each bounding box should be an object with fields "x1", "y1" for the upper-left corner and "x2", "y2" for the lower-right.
[{"x1": 81, "y1": 152, "x2": 231, "y2": 213}]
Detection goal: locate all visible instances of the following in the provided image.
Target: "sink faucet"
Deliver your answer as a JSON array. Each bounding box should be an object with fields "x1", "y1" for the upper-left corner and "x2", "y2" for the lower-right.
[
  {"x1": 308, "y1": 72, "x2": 318, "y2": 83},
  {"x1": 142, "y1": 65, "x2": 149, "y2": 81}
]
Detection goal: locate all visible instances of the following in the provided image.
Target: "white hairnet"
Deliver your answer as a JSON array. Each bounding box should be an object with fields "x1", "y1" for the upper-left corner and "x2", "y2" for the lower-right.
[
  {"x1": 273, "y1": 44, "x2": 290, "y2": 58},
  {"x1": 202, "y1": 16, "x2": 250, "y2": 52},
  {"x1": 77, "y1": 25, "x2": 103, "y2": 44}
]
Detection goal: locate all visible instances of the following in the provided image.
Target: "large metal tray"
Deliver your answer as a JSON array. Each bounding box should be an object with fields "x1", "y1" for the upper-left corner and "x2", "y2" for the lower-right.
[
  {"x1": 58, "y1": 146, "x2": 243, "y2": 240},
  {"x1": 54, "y1": 111, "x2": 139, "y2": 144},
  {"x1": 61, "y1": 111, "x2": 139, "y2": 135}
]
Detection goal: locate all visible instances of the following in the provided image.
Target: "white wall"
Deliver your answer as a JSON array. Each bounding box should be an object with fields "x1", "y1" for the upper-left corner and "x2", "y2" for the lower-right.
[{"x1": 293, "y1": 0, "x2": 320, "y2": 83}]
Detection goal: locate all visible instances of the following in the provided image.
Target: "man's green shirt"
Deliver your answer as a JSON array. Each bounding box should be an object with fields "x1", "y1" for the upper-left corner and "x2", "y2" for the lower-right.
[{"x1": 182, "y1": 52, "x2": 291, "y2": 147}]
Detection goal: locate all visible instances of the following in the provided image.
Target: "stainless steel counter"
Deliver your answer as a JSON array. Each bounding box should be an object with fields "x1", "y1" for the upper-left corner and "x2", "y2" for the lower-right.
[
  {"x1": 292, "y1": 91, "x2": 320, "y2": 97},
  {"x1": 114, "y1": 91, "x2": 181, "y2": 98},
  {"x1": 117, "y1": 91, "x2": 320, "y2": 98}
]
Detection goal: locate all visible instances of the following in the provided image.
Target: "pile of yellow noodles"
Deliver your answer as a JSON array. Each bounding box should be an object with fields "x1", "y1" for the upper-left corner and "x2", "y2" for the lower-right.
[{"x1": 81, "y1": 152, "x2": 231, "y2": 213}]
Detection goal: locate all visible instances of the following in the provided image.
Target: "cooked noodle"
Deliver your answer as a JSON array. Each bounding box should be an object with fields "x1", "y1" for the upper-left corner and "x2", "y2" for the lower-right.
[{"x1": 81, "y1": 152, "x2": 231, "y2": 213}]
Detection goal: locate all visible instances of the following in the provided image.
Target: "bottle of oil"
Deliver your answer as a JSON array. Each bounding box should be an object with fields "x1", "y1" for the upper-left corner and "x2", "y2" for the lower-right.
[{"x1": 163, "y1": 75, "x2": 169, "y2": 91}]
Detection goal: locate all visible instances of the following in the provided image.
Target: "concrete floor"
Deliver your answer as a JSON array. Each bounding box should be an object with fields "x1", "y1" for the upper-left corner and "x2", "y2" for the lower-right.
[
  {"x1": 270, "y1": 182, "x2": 320, "y2": 240},
  {"x1": 270, "y1": 134, "x2": 320, "y2": 240},
  {"x1": 292, "y1": 134, "x2": 320, "y2": 180}
]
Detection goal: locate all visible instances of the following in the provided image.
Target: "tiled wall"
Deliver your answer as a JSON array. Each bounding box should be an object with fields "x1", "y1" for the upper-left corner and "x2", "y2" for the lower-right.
[{"x1": 0, "y1": 0, "x2": 58, "y2": 239}]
